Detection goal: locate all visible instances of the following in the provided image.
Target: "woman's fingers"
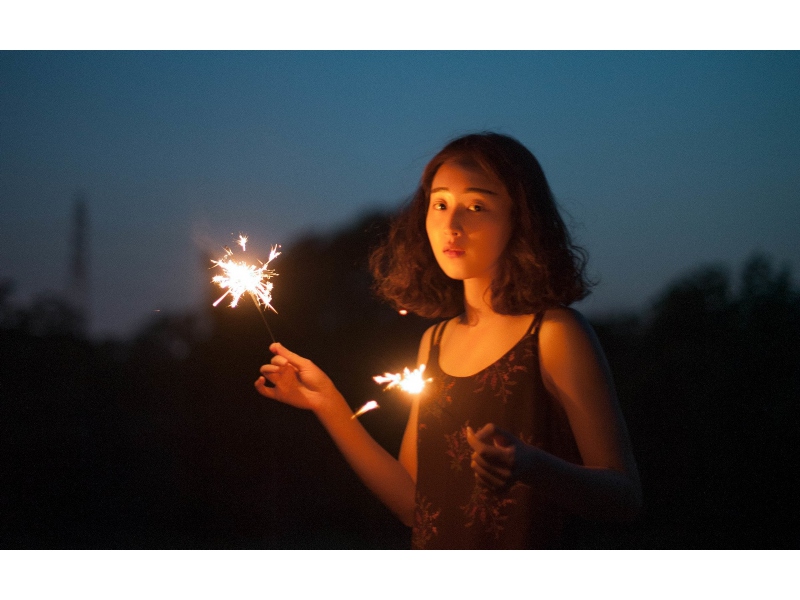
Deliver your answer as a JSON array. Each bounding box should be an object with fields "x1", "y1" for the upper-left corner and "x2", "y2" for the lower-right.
[
  {"x1": 261, "y1": 358, "x2": 299, "y2": 382},
  {"x1": 269, "y1": 342, "x2": 311, "y2": 370},
  {"x1": 467, "y1": 424, "x2": 515, "y2": 488},
  {"x1": 270, "y1": 355, "x2": 289, "y2": 367},
  {"x1": 254, "y1": 376, "x2": 277, "y2": 399},
  {"x1": 472, "y1": 447, "x2": 513, "y2": 471},
  {"x1": 471, "y1": 423, "x2": 497, "y2": 443},
  {"x1": 472, "y1": 423, "x2": 516, "y2": 448},
  {"x1": 255, "y1": 365, "x2": 312, "y2": 410},
  {"x1": 472, "y1": 448, "x2": 513, "y2": 483},
  {"x1": 266, "y1": 363, "x2": 299, "y2": 386},
  {"x1": 467, "y1": 426, "x2": 513, "y2": 461},
  {"x1": 470, "y1": 458, "x2": 510, "y2": 489},
  {"x1": 257, "y1": 345, "x2": 332, "y2": 411},
  {"x1": 472, "y1": 454, "x2": 512, "y2": 480}
]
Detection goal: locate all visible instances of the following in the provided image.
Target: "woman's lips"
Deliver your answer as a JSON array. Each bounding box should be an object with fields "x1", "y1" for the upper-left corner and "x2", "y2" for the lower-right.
[{"x1": 443, "y1": 247, "x2": 465, "y2": 258}]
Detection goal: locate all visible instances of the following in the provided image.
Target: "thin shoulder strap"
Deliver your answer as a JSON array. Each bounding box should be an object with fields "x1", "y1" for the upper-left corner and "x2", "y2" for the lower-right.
[
  {"x1": 430, "y1": 319, "x2": 448, "y2": 353},
  {"x1": 528, "y1": 310, "x2": 545, "y2": 336}
]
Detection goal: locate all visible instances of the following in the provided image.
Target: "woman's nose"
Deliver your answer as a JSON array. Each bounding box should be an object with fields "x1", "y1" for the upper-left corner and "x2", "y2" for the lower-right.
[{"x1": 445, "y1": 206, "x2": 464, "y2": 233}]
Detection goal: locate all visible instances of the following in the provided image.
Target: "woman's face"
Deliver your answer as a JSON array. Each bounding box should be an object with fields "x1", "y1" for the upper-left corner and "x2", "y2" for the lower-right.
[{"x1": 425, "y1": 160, "x2": 514, "y2": 283}]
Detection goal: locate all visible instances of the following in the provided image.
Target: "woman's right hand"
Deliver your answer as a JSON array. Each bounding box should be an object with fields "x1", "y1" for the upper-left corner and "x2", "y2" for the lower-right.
[
  {"x1": 256, "y1": 343, "x2": 417, "y2": 526},
  {"x1": 254, "y1": 343, "x2": 337, "y2": 413}
]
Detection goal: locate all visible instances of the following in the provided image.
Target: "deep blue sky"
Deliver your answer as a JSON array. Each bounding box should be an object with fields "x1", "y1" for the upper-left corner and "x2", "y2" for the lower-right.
[{"x1": 2, "y1": 51, "x2": 799, "y2": 338}]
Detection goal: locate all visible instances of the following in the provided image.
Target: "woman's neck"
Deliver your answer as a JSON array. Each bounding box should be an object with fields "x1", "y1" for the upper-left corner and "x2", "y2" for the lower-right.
[{"x1": 461, "y1": 278, "x2": 500, "y2": 326}]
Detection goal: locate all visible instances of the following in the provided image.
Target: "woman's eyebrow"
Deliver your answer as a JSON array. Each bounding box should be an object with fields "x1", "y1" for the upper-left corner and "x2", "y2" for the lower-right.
[{"x1": 430, "y1": 186, "x2": 498, "y2": 195}]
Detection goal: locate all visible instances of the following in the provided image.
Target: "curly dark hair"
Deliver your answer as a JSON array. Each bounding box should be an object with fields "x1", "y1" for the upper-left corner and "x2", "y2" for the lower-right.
[{"x1": 369, "y1": 132, "x2": 591, "y2": 319}]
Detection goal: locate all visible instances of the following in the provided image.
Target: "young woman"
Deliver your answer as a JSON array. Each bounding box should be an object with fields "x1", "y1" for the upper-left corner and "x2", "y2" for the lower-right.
[{"x1": 255, "y1": 133, "x2": 641, "y2": 549}]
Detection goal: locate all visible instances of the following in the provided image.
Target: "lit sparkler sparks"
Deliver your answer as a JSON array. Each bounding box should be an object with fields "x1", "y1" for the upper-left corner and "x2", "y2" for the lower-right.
[
  {"x1": 354, "y1": 365, "x2": 432, "y2": 421},
  {"x1": 351, "y1": 400, "x2": 379, "y2": 420},
  {"x1": 211, "y1": 241, "x2": 281, "y2": 313},
  {"x1": 373, "y1": 365, "x2": 432, "y2": 395},
  {"x1": 211, "y1": 235, "x2": 281, "y2": 343}
]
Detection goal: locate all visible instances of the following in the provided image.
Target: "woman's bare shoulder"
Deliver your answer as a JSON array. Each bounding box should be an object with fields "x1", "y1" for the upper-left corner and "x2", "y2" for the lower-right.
[
  {"x1": 539, "y1": 306, "x2": 595, "y2": 341},
  {"x1": 538, "y1": 306, "x2": 607, "y2": 382},
  {"x1": 538, "y1": 305, "x2": 614, "y2": 406}
]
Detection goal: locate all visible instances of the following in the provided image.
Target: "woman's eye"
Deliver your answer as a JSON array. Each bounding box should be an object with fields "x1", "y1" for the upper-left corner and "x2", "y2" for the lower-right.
[
  {"x1": 431, "y1": 201, "x2": 446, "y2": 210},
  {"x1": 469, "y1": 204, "x2": 484, "y2": 212}
]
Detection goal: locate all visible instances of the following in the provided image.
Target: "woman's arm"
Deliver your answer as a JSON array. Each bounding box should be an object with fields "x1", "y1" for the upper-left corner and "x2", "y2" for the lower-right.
[
  {"x1": 468, "y1": 308, "x2": 642, "y2": 521},
  {"x1": 396, "y1": 324, "x2": 435, "y2": 486},
  {"x1": 255, "y1": 341, "x2": 425, "y2": 527}
]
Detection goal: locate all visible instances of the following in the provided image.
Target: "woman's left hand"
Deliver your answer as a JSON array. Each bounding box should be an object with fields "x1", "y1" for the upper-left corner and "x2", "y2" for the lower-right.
[{"x1": 466, "y1": 423, "x2": 533, "y2": 490}]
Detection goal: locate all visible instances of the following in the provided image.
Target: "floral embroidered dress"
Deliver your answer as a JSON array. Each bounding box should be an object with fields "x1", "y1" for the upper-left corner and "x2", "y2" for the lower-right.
[{"x1": 412, "y1": 313, "x2": 582, "y2": 549}]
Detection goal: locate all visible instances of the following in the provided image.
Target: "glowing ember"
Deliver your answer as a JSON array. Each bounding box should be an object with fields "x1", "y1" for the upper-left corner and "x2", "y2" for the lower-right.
[
  {"x1": 237, "y1": 234, "x2": 248, "y2": 251},
  {"x1": 398, "y1": 309, "x2": 408, "y2": 316},
  {"x1": 373, "y1": 365, "x2": 431, "y2": 395},
  {"x1": 351, "y1": 400, "x2": 379, "y2": 420},
  {"x1": 211, "y1": 239, "x2": 281, "y2": 313}
]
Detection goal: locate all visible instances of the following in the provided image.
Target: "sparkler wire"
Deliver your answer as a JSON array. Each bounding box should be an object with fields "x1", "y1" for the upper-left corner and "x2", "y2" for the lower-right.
[
  {"x1": 249, "y1": 291, "x2": 276, "y2": 344},
  {"x1": 211, "y1": 237, "x2": 281, "y2": 347}
]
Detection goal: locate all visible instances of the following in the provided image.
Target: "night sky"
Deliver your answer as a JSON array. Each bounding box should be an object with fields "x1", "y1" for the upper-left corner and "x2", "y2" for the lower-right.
[
  {"x1": 2, "y1": 51, "x2": 799, "y2": 338},
  {"x1": 2, "y1": 6, "x2": 798, "y2": 594}
]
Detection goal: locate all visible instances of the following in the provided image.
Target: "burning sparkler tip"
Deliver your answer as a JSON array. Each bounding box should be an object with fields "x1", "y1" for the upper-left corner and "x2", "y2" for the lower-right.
[
  {"x1": 352, "y1": 400, "x2": 380, "y2": 419},
  {"x1": 210, "y1": 234, "x2": 281, "y2": 313},
  {"x1": 373, "y1": 364, "x2": 431, "y2": 395}
]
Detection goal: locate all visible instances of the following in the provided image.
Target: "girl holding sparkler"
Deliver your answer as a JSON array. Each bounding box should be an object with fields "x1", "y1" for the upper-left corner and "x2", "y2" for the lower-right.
[{"x1": 255, "y1": 132, "x2": 641, "y2": 549}]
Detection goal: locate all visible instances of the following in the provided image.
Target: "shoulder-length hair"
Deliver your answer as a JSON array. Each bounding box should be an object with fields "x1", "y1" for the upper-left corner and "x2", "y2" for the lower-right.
[{"x1": 369, "y1": 132, "x2": 591, "y2": 319}]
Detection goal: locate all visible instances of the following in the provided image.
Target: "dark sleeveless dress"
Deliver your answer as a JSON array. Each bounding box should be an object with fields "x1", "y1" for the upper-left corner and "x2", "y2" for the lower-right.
[{"x1": 412, "y1": 313, "x2": 583, "y2": 549}]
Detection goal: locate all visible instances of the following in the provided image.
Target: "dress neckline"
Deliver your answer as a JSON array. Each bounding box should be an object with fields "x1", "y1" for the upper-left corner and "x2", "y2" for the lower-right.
[{"x1": 433, "y1": 313, "x2": 540, "y2": 379}]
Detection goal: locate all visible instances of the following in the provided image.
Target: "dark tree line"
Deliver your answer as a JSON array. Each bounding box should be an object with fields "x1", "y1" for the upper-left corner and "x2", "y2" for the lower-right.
[{"x1": 1, "y1": 216, "x2": 797, "y2": 548}]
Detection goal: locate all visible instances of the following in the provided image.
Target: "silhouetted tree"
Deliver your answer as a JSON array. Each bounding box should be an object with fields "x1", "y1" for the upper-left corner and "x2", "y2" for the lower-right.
[
  {"x1": 593, "y1": 253, "x2": 799, "y2": 548},
  {"x1": 3, "y1": 226, "x2": 796, "y2": 549}
]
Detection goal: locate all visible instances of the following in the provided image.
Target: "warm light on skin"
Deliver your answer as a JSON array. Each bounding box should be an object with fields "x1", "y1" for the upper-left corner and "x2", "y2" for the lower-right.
[{"x1": 425, "y1": 161, "x2": 514, "y2": 285}]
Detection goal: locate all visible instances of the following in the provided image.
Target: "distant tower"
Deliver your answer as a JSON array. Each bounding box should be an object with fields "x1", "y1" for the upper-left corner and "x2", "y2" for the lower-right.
[{"x1": 68, "y1": 190, "x2": 90, "y2": 334}]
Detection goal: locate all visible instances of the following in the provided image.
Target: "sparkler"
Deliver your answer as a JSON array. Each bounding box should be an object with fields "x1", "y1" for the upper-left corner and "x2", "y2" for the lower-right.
[
  {"x1": 373, "y1": 364, "x2": 432, "y2": 394},
  {"x1": 352, "y1": 365, "x2": 432, "y2": 420},
  {"x1": 351, "y1": 400, "x2": 379, "y2": 420},
  {"x1": 375, "y1": 363, "x2": 461, "y2": 421},
  {"x1": 211, "y1": 235, "x2": 281, "y2": 343}
]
